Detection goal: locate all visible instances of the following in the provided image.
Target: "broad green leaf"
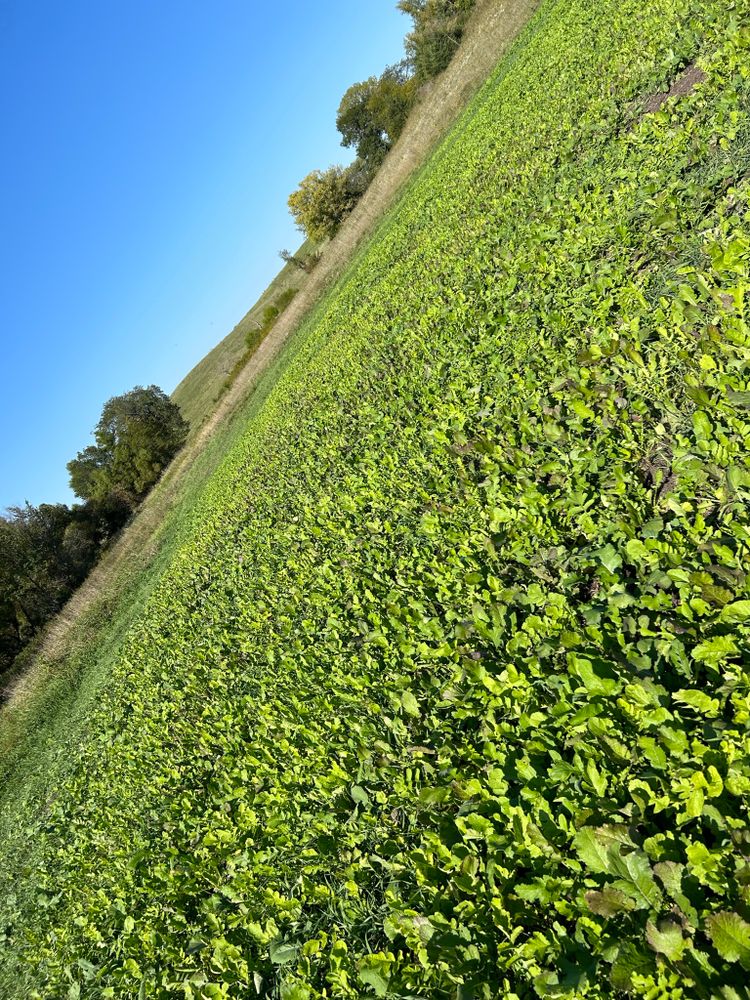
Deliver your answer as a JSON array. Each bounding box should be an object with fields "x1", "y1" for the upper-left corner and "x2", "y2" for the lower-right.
[
  {"x1": 719, "y1": 601, "x2": 750, "y2": 624},
  {"x1": 692, "y1": 635, "x2": 739, "y2": 667},
  {"x1": 705, "y1": 765, "x2": 724, "y2": 798},
  {"x1": 571, "y1": 399, "x2": 595, "y2": 420},
  {"x1": 585, "y1": 887, "x2": 633, "y2": 917},
  {"x1": 270, "y1": 940, "x2": 299, "y2": 965},
  {"x1": 705, "y1": 912, "x2": 750, "y2": 969},
  {"x1": 653, "y1": 861, "x2": 684, "y2": 899},
  {"x1": 573, "y1": 828, "x2": 613, "y2": 874},
  {"x1": 351, "y1": 784, "x2": 370, "y2": 806},
  {"x1": 653, "y1": 860, "x2": 698, "y2": 925},
  {"x1": 673, "y1": 689, "x2": 720, "y2": 717},
  {"x1": 401, "y1": 690, "x2": 420, "y2": 716},
  {"x1": 610, "y1": 850, "x2": 662, "y2": 910},
  {"x1": 639, "y1": 737, "x2": 666, "y2": 770},
  {"x1": 281, "y1": 987, "x2": 311, "y2": 1000},
  {"x1": 595, "y1": 544, "x2": 621, "y2": 573},
  {"x1": 418, "y1": 785, "x2": 450, "y2": 805},
  {"x1": 626, "y1": 538, "x2": 650, "y2": 562},
  {"x1": 359, "y1": 968, "x2": 389, "y2": 997},
  {"x1": 586, "y1": 759, "x2": 608, "y2": 797},
  {"x1": 685, "y1": 786, "x2": 705, "y2": 820},
  {"x1": 568, "y1": 655, "x2": 620, "y2": 696},
  {"x1": 646, "y1": 919, "x2": 686, "y2": 960},
  {"x1": 610, "y1": 942, "x2": 653, "y2": 991},
  {"x1": 692, "y1": 410, "x2": 712, "y2": 440}
]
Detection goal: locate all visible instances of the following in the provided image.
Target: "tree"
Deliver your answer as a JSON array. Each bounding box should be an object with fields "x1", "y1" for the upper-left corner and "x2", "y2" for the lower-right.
[
  {"x1": 0, "y1": 500, "x2": 113, "y2": 685},
  {"x1": 0, "y1": 404, "x2": 158, "y2": 684},
  {"x1": 398, "y1": 0, "x2": 476, "y2": 81},
  {"x1": 337, "y1": 77, "x2": 391, "y2": 170},
  {"x1": 368, "y1": 63, "x2": 416, "y2": 144},
  {"x1": 279, "y1": 249, "x2": 319, "y2": 273},
  {"x1": 67, "y1": 386, "x2": 189, "y2": 505},
  {"x1": 336, "y1": 64, "x2": 416, "y2": 175},
  {"x1": 0, "y1": 504, "x2": 79, "y2": 654},
  {"x1": 287, "y1": 166, "x2": 361, "y2": 241},
  {"x1": 67, "y1": 444, "x2": 108, "y2": 502}
]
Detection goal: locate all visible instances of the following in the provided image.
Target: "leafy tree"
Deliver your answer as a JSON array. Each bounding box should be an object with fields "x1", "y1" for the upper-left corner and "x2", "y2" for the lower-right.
[
  {"x1": 0, "y1": 503, "x2": 87, "y2": 682},
  {"x1": 336, "y1": 63, "x2": 416, "y2": 175},
  {"x1": 1, "y1": 504, "x2": 79, "y2": 623},
  {"x1": 260, "y1": 303, "x2": 280, "y2": 329},
  {"x1": 68, "y1": 386, "x2": 189, "y2": 505},
  {"x1": 368, "y1": 63, "x2": 417, "y2": 143},
  {"x1": 274, "y1": 287, "x2": 299, "y2": 312},
  {"x1": 337, "y1": 78, "x2": 391, "y2": 170},
  {"x1": 287, "y1": 166, "x2": 361, "y2": 241},
  {"x1": 67, "y1": 444, "x2": 108, "y2": 502},
  {"x1": 279, "y1": 249, "x2": 321, "y2": 273},
  {"x1": 0, "y1": 392, "x2": 173, "y2": 685},
  {"x1": 398, "y1": 0, "x2": 476, "y2": 81}
]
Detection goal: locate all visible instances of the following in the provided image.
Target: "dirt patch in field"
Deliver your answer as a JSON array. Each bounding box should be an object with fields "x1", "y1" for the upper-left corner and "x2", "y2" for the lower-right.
[
  {"x1": 643, "y1": 62, "x2": 707, "y2": 114},
  {"x1": 2, "y1": 0, "x2": 541, "y2": 717}
]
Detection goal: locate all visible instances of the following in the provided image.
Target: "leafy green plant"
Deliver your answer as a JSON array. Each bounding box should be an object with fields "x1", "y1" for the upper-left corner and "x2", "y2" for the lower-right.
[
  {"x1": 2, "y1": 1, "x2": 750, "y2": 997},
  {"x1": 217, "y1": 290, "x2": 300, "y2": 398}
]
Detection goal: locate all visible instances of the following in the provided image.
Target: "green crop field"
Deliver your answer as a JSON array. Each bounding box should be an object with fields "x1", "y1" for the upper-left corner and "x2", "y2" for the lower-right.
[{"x1": 2, "y1": 0, "x2": 750, "y2": 996}]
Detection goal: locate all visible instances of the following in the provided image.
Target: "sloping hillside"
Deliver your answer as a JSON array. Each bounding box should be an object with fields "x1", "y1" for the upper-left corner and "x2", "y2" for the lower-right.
[
  {"x1": 2, "y1": 0, "x2": 750, "y2": 997},
  {"x1": 171, "y1": 240, "x2": 318, "y2": 432},
  {"x1": 172, "y1": 0, "x2": 540, "y2": 437},
  {"x1": 0, "y1": 0, "x2": 538, "y2": 780}
]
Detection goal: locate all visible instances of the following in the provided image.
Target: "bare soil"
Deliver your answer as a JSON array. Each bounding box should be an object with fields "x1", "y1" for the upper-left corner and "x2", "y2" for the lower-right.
[{"x1": 643, "y1": 62, "x2": 707, "y2": 114}]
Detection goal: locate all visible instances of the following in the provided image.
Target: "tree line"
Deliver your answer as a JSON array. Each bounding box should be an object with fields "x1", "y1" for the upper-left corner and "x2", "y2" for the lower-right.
[
  {"x1": 1, "y1": 386, "x2": 188, "y2": 692},
  {"x1": 287, "y1": 0, "x2": 477, "y2": 241}
]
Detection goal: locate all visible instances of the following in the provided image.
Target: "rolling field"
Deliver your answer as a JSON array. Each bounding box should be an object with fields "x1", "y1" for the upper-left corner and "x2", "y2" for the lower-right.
[{"x1": 2, "y1": 0, "x2": 750, "y2": 996}]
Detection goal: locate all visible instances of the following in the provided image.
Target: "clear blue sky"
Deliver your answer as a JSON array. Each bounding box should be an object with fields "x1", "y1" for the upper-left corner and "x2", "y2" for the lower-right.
[{"x1": 0, "y1": 1, "x2": 408, "y2": 512}]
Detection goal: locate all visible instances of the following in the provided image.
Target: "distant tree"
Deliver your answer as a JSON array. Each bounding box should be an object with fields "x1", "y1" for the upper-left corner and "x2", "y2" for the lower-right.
[
  {"x1": 262, "y1": 303, "x2": 281, "y2": 326},
  {"x1": 67, "y1": 444, "x2": 109, "y2": 503},
  {"x1": 398, "y1": 0, "x2": 476, "y2": 81},
  {"x1": 279, "y1": 249, "x2": 318, "y2": 273},
  {"x1": 336, "y1": 64, "x2": 416, "y2": 175},
  {"x1": 344, "y1": 157, "x2": 377, "y2": 198},
  {"x1": 287, "y1": 166, "x2": 361, "y2": 241},
  {"x1": 0, "y1": 568, "x2": 22, "y2": 683},
  {"x1": 368, "y1": 63, "x2": 417, "y2": 143},
  {"x1": 0, "y1": 519, "x2": 25, "y2": 679},
  {"x1": 67, "y1": 386, "x2": 189, "y2": 506},
  {"x1": 60, "y1": 518, "x2": 98, "y2": 580},
  {"x1": 0, "y1": 500, "x2": 114, "y2": 684},
  {"x1": 337, "y1": 78, "x2": 391, "y2": 170},
  {"x1": 0, "y1": 421, "x2": 154, "y2": 684},
  {"x1": 0, "y1": 504, "x2": 78, "y2": 644},
  {"x1": 86, "y1": 491, "x2": 133, "y2": 538}
]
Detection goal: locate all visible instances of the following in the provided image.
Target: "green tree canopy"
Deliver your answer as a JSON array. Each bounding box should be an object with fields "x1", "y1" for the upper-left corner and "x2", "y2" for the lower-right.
[
  {"x1": 337, "y1": 78, "x2": 390, "y2": 169},
  {"x1": 287, "y1": 166, "x2": 361, "y2": 241},
  {"x1": 67, "y1": 386, "x2": 189, "y2": 506},
  {"x1": 398, "y1": 0, "x2": 476, "y2": 81},
  {"x1": 0, "y1": 505, "x2": 74, "y2": 634},
  {"x1": 336, "y1": 63, "x2": 416, "y2": 174},
  {"x1": 0, "y1": 496, "x2": 132, "y2": 686}
]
